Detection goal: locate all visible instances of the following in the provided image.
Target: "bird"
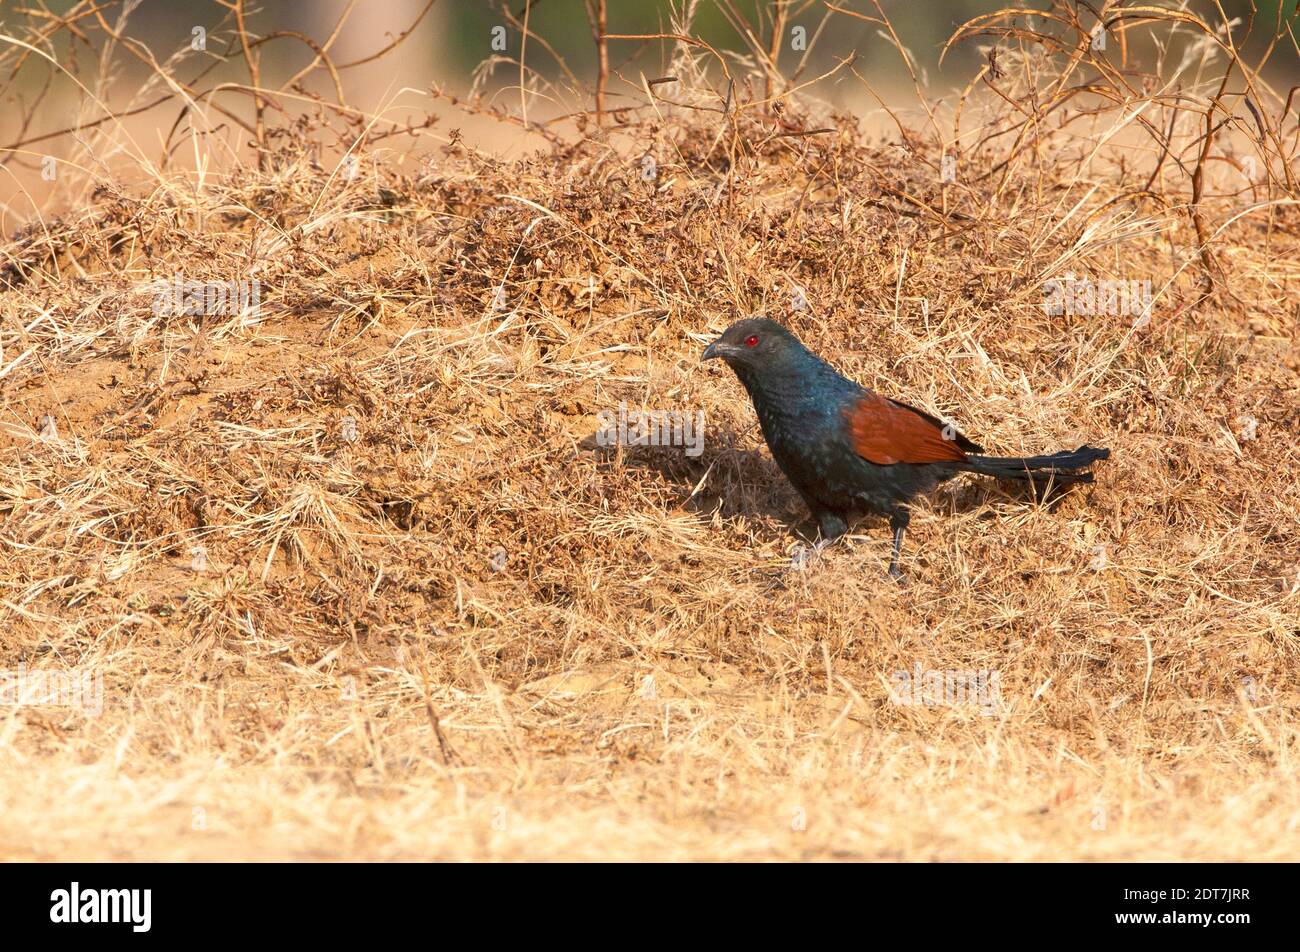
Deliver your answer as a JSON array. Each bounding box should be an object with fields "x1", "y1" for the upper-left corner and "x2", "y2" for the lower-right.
[{"x1": 702, "y1": 317, "x2": 1109, "y2": 578}]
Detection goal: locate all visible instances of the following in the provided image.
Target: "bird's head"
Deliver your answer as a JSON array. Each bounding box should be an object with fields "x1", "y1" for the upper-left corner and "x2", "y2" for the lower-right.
[
  {"x1": 703, "y1": 316, "x2": 848, "y2": 408},
  {"x1": 701, "y1": 317, "x2": 804, "y2": 373}
]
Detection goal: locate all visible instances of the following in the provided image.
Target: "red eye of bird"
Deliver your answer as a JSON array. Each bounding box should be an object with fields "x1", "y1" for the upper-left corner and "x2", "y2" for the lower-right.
[{"x1": 745, "y1": 335, "x2": 759, "y2": 348}]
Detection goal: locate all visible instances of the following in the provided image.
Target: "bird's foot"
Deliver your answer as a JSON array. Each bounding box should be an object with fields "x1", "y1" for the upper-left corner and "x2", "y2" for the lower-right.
[
  {"x1": 887, "y1": 562, "x2": 907, "y2": 585},
  {"x1": 790, "y1": 537, "x2": 837, "y2": 571},
  {"x1": 790, "y1": 542, "x2": 821, "y2": 571}
]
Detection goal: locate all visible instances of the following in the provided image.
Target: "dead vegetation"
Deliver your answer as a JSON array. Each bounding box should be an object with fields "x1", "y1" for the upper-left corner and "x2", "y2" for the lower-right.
[{"x1": 0, "y1": 1, "x2": 1297, "y2": 860}]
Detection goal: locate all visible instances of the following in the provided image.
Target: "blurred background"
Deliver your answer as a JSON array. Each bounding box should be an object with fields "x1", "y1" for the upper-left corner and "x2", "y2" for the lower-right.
[{"x1": 0, "y1": 0, "x2": 1295, "y2": 213}]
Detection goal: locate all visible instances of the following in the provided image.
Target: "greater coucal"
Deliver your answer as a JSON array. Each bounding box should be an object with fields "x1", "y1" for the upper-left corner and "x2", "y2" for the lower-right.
[{"x1": 703, "y1": 317, "x2": 1109, "y2": 578}]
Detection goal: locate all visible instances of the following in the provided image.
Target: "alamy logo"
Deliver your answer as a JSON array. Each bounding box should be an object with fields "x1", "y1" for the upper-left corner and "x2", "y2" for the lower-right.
[
  {"x1": 1042, "y1": 273, "x2": 1152, "y2": 318},
  {"x1": 888, "y1": 663, "x2": 1001, "y2": 715},
  {"x1": 50, "y1": 883, "x2": 151, "y2": 932},
  {"x1": 0, "y1": 665, "x2": 102, "y2": 716},
  {"x1": 595, "y1": 402, "x2": 705, "y2": 457},
  {"x1": 150, "y1": 276, "x2": 261, "y2": 318}
]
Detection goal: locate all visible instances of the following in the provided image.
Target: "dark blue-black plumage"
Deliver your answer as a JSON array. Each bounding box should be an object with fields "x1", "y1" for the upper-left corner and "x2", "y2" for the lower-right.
[{"x1": 703, "y1": 317, "x2": 1109, "y2": 577}]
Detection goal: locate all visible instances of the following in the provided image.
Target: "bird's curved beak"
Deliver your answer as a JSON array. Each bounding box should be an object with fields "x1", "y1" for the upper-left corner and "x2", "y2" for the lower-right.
[{"x1": 702, "y1": 339, "x2": 731, "y2": 362}]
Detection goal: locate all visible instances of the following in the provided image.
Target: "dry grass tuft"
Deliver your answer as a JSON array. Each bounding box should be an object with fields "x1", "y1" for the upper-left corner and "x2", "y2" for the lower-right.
[{"x1": 0, "y1": 1, "x2": 1297, "y2": 860}]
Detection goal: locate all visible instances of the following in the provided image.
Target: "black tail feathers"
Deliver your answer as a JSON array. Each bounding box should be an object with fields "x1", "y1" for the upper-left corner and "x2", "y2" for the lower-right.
[{"x1": 963, "y1": 444, "x2": 1110, "y2": 484}]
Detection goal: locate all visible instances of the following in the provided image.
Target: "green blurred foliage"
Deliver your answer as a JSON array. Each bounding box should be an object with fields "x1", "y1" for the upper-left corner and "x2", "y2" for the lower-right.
[{"x1": 2, "y1": 0, "x2": 1294, "y2": 89}]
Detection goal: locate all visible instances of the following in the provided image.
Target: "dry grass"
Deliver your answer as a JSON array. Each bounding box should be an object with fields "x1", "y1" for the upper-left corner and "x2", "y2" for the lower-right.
[{"x1": 0, "y1": 1, "x2": 1297, "y2": 860}]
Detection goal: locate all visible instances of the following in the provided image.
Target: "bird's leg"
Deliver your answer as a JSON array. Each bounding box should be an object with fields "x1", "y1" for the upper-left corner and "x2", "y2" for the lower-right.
[
  {"x1": 887, "y1": 508, "x2": 910, "y2": 581},
  {"x1": 789, "y1": 508, "x2": 846, "y2": 570},
  {"x1": 813, "y1": 508, "x2": 848, "y2": 552}
]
